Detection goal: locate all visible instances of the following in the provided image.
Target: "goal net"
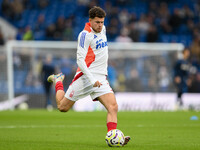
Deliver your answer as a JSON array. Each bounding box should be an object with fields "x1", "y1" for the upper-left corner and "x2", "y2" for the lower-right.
[
  {"x1": 1, "y1": 40, "x2": 184, "y2": 110},
  {"x1": 0, "y1": 46, "x2": 8, "y2": 102}
]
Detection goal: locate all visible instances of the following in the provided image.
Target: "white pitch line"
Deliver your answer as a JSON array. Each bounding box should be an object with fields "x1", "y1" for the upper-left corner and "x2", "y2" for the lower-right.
[
  {"x1": 0, "y1": 125, "x2": 105, "y2": 129},
  {"x1": 0, "y1": 124, "x2": 199, "y2": 129},
  {"x1": 135, "y1": 124, "x2": 200, "y2": 127}
]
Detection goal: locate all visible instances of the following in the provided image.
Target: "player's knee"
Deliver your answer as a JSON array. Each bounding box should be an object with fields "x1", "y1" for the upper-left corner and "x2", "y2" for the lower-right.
[
  {"x1": 58, "y1": 105, "x2": 69, "y2": 112},
  {"x1": 114, "y1": 103, "x2": 118, "y2": 112},
  {"x1": 109, "y1": 103, "x2": 118, "y2": 113}
]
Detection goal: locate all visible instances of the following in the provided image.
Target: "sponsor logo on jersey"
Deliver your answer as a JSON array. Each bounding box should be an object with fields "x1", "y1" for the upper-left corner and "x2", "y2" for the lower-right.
[{"x1": 96, "y1": 39, "x2": 108, "y2": 49}]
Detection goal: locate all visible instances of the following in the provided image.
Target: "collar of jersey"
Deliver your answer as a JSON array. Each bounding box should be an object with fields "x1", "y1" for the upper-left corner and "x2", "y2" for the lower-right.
[{"x1": 84, "y1": 22, "x2": 102, "y2": 34}]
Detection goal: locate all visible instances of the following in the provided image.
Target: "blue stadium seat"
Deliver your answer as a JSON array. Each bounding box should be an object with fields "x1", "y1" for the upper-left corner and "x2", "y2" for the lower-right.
[
  {"x1": 160, "y1": 35, "x2": 171, "y2": 43},
  {"x1": 179, "y1": 35, "x2": 192, "y2": 47},
  {"x1": 34, "y1": 31, "x2": 45, "y2": 40},
  {"x1": 0, "y1": 0, "x2": 198, "y2": 44}
]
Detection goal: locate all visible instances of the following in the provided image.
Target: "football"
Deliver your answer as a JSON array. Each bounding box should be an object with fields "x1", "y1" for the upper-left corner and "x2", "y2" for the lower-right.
[{"x1": 105, "y1": 129, "x2": 125, "y2": 147}]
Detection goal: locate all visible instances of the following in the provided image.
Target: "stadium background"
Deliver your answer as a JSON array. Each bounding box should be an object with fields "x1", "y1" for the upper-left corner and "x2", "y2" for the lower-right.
[{"x1": 0, "y1": 0, "x2": 200, "y2": 109}]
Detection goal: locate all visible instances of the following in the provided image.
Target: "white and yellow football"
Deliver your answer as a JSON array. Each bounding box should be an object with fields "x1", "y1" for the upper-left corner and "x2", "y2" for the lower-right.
[{"x1": 105, "y1": 129, "x2": 125, "y2": 147}]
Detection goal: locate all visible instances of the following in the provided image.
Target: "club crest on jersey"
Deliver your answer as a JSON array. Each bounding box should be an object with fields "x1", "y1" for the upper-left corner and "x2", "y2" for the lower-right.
[
  {"x1": 96, "y1": 39, "x2": 108, "y2": 49},
  {"x1": 69, "y1": 90, "x2": 74, "y2": 98}
]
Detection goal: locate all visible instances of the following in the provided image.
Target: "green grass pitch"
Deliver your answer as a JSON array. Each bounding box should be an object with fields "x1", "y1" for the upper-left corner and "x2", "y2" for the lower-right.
[{"x1": 0, "y1": 110, "x2": 199, "y2": 150}]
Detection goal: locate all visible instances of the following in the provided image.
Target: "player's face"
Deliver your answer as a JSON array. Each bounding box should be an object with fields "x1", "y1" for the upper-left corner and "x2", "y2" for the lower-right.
[
  {"x1": 89, "y1": 17, "x2": 104, "y2": 33},
  {"x1": 183, "y1": 49, "x2": 190, "y2": 59}
]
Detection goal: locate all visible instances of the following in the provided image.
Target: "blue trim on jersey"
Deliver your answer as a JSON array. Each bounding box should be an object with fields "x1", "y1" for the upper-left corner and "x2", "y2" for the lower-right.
[{"x1": 80, "y1": 32, "x2": 86, "y2": 48}]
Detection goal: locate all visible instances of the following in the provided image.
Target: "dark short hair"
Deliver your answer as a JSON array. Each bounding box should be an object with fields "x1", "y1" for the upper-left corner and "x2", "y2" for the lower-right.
[{"x1": 89, "y1": 6, "x2": 106, "y2": 19}]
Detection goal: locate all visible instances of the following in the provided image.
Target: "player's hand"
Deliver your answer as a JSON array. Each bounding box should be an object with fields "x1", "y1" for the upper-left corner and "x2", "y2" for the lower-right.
[
  {"x1": 174, "y1": 76, "x2": 181, "y2": 84},
  {"x1": 93, "y1": 81, "x2": 102, "y2": 88},
  {"x1": 187, "y1": 79, "x2": 192, "y2": 86}
]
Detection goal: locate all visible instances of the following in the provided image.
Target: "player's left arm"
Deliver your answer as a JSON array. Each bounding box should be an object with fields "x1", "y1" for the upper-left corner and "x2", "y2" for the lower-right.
[{"x1": 77, "y1": 32, "x2": 98, "y2": 86}]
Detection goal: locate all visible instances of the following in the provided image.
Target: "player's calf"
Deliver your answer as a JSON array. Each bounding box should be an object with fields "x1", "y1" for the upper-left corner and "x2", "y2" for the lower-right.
[{"x1": 57, "y1": 97, "x2": 75, "y2": 112}]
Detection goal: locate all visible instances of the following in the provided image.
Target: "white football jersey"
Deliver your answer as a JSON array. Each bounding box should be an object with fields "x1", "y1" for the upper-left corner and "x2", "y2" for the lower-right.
[{"x1": 76, "y1": 22, "x2": 108, "y2": 85}]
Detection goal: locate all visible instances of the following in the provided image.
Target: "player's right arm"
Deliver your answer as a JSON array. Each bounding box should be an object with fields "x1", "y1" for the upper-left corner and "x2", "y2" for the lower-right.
[{"x1": 77, "y1": 32, "x2": 100, "y2": 87}]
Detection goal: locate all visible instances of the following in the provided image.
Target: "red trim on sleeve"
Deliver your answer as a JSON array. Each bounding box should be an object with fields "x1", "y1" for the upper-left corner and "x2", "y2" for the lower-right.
[{"x1": 77, "y1": 46, "x2": 95, "y2": 72}]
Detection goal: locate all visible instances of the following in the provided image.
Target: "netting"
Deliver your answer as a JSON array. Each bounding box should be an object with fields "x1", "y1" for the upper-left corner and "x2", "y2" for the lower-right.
[
  {"x1": 3, "y1": 41, "x2": 184, "y2": 108},
  {"x1": 0, "y1": 46, "x2": 8, "y2": 102}
]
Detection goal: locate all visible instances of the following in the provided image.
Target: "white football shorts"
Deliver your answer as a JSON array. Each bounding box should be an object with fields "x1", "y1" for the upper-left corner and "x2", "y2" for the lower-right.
[{"x1": 65, "y1": 73, "x2": 113, "y2": 101}]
